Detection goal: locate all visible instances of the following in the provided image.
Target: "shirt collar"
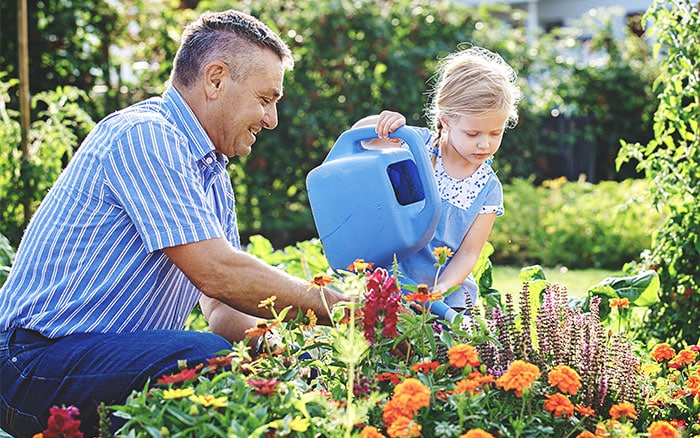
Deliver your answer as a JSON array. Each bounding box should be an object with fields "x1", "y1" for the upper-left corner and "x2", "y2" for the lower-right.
[{"x1": 162, "y1": 86, "x2": 217, "y2": 161}]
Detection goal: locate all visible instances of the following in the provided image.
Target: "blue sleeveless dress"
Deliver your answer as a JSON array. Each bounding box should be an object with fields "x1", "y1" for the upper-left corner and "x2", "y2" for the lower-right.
[{"x1": 397, "y1": 127, "x2": 504, "y2": 309}]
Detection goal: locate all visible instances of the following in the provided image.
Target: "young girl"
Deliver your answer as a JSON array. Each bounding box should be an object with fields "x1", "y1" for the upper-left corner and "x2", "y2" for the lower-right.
[{"x1": 368, "y1": 46, "x2": 522, "y2": 313}]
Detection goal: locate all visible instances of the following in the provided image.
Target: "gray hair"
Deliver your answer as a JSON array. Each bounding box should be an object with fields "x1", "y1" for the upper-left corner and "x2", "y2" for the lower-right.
[
  {"x1": 426, "y1": 46, "x2": 522, "y2": 131},
  {"x1": 171, "y1": 10, "x2": 294, "y2": 87}
]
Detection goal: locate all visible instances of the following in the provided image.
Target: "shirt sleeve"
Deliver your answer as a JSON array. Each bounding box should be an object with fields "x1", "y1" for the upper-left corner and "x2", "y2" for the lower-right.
[
  {"x1": 480, "y1": 176, "x2": 505, "y2": 217},
  {"x1": 102, "y1": 119, "x2": 225, "y2": 252}
]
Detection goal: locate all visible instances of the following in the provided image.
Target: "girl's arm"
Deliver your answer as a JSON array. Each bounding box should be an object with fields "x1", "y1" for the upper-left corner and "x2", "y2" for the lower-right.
[{"x1": 433, "y1": 212, "x2": 497, "y2": 294}]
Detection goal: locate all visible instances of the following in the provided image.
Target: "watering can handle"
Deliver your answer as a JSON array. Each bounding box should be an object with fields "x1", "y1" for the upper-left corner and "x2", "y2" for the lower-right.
[{"x1": 324, "y1": 125, "x2": 440, "y2": 227}]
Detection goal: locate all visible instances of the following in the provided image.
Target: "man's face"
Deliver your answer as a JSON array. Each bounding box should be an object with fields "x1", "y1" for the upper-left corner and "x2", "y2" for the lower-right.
[{"x1": 207, "y1": 48, "x2": 285, "y2": 157}]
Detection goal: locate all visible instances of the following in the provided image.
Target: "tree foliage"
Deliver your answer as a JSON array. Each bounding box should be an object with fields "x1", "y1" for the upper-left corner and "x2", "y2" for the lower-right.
[{"x1": 617, "y1": 0, "x2": 700, "y2": 348}]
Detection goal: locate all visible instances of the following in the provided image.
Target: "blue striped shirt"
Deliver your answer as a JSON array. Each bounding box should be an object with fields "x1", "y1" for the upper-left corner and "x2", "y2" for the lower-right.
[{"x1": 0, "y1": 87, "x2": 240, "y2": 337}]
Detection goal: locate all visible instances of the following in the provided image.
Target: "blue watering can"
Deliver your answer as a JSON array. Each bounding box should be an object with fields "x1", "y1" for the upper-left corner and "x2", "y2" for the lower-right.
[
  {"x1": 307, "y1": 126, "x2": 457, "y2": 321},
  {"x1": 306, "y1": 125, "x2": 440, "y2": 271}
]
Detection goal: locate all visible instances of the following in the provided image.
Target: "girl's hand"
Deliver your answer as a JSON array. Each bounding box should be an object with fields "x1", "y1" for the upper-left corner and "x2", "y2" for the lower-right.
[{"x1": 375, "y1": 110, "x2": 406, "y2": 138}]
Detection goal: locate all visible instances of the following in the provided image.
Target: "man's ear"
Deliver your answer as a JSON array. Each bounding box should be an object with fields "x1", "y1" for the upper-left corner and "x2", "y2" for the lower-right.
[{"x1": 203, "y1": 61, "x2": 227, "y2": 99}]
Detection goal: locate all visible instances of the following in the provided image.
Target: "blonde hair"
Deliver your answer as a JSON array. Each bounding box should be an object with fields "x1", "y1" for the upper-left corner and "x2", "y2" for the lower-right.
[{"x1": 426, "y1": 46, "x2": 522, "y2": 133}]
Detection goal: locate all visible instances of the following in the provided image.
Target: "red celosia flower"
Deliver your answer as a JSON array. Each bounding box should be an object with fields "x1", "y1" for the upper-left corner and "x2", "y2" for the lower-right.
[
  {"x1": 460, "y1": 429, "x2": 495, "y2": 438},
  {"x1": 247, "y1": 377, "x2": 280, "y2": 396},
  {"x1": 361, "y1": 268, "x2": 401, "y2": 344},
  {"x1": 609, "y1": 402, "x2": 638, "y2": 421},
  {"x1": 651, "y1": 343, "x2": 676, "y2": 362},
  {"x1": 543, "y1": 393, "x2": 575, "y2": 418},
  {"x1": 447, "y1": 344, "x2": 481, "y2": 368},
  {"x1": 411, "y1": 361, "x2": 440, "y2": 374},
  {"x1": 548, "y1": 365, "x2": 582, "y2": 395},
  {"x1": 39, "y1": 405, "x2": 83, "y2": 438},
  {"x1": 495, "y1": 360, "x2": 541, "y2": 397},
  {"x1": 157, "y1": 368, "x2": 198, "y2": 385},
  {"x1": 647, "y1": 420, "x2": 682, "y2": 438}
]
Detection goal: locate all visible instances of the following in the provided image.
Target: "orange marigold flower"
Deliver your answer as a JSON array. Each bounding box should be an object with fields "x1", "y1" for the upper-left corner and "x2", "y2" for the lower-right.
[
  {"x1": 610, "y1": 297, "x2": 630, "y2": 308},
  {"x1": 687, "y1": 374, "x2": 700, "y2": 398},
  {"x1": 386, "y1": 416, "x2": 421, "y2": 438},
  {"x1": 651, "y1": 343, "x2": 676, "y2": 362},
  {"x1": 575, "y1": 405, "x2": 596, "y2": 417},
  {"x1": 609, "y1": 402, "x2": 638, "y2": 421},
  {"x1": 548, "y1": 365, "x2": 582, "y2": 395},
  {"x1": 668, "y1": 348, "x2": 698, "y2": 369},
  {"x1": 575, "y1": 431, "x2": 595, "y2": 438},
  {"x1": 308, "y1": 273, "x2": 334, "y2": 290},
  {"x1": 393, "y1": 378, "x2": 431, "y2": 410},
  {"x1": 495, "y1": 360, "x2": 541, "y2": 397},
  {"x1": 543, "y1": 393, "x2": 575, "y2": 418},
  {"x1": 382, "y1": 398, "x2": 409, "y2": 425},
  {"x1": 460, "y1": 429, "x2": 495, "y2": 438},
  {"x1": 448, "y1": 344, "x2": 481, "y2": 368},
  {"x1": 453, "y1": 371, "x2": 495, "y2": 395},
  {"x1": 360, "y1": 426, "x2": 385, "y2": 438},
  {"x1": 647, "y1": 421, "x2": 681, "y2": 438}
]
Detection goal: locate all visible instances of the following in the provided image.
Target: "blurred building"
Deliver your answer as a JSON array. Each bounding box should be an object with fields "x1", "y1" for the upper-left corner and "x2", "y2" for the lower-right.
[{"x1": 457, "y1": 0, "x2": 651, "y2": 35}]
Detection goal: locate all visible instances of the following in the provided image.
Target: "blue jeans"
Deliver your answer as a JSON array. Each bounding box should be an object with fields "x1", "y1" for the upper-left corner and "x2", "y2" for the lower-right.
[{"x1": 0, "y1": 327, "x2": 231, "y2": 437}]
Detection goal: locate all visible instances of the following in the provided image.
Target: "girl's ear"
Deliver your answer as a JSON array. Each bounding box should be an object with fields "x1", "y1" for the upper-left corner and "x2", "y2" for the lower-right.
[{"x1": 439, "y1": 114, "x2": 451, "y2": 131}]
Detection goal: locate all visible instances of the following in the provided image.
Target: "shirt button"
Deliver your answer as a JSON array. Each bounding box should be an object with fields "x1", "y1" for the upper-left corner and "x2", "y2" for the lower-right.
[
  {"x1": 11, "y1": 357, "x2": 17, "y2": 362},
  {"x1": 206, "y1": 157, "x2": 214, "y2": 164}
]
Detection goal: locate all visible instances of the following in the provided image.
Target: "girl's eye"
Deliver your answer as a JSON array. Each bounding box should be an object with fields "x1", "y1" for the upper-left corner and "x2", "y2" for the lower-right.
[{"x1": 466, "y1": 132, "x2": 479, "y2": 137}]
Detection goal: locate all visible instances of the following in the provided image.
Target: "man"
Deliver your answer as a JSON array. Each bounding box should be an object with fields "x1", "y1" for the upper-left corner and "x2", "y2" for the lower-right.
[{"x1": 0, "y1": 10, "x2": 349, "y2": 437}]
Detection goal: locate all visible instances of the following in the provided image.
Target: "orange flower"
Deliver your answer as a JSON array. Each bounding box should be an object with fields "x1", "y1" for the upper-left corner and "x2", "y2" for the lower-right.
[
  {"x1": 668, "y1": 348, "x2": 698, "y2": 369},
  {"x1": 610, "y1": 297, "x2": 630, "y2": 308},
  {"x1": 258, "y1": 295, "x2": 277, "y2": 308},
  {"x1": 244, "y1": 320, "x2": 279, "y2": 339},
  {"x1": 543, "y1": 393, "x2": 575, "y2": 418},
  {"x1": 453, "y1": 371, "x2": 495, "y2": 395},
  {"x1": 687, "y1": 374, "x2": 700, "y2": 398},
  {"x1": 460, "y1": 429, "x2": 495, "y2": 438},
  {"x1": 377, "y1": 372, "x2": 403, "y2": 385},
  {"x1": 647, "y1": 421, "x2": 681, "y2": 438},
  {"x1": 495, "y1": 360, "x2": 541, "y2": 397},
  {"x1": 575, "y1": 404, "x2": 596, "y2": 417},
  {"x1": 411, "y1": 361, "x2": 440, "y2": 374},
  {"x1": 651, "y1": 343, "x2": 676, "y2": 362},
  {"x1": 308, "y1": 273, "x2": 334, "y2": 289},
  {"x1": 609, "y1": 401, "x2": 638, "y2": 421},
  {"x1": 360, "y1": 426, "x2": 385, "y2": 438},
  {"x1": 347, "y1": 259, "x2": 374, "y2": 272},
  {"x1": 393, "y1": 378, "x2": 431, "y2": 410},
  {"x1": 386, "y1": 416, "x2": 421, "y2": 438},
  {"x1": 447, "y1": 344, "x2": 481, "y2": 368},
  {"x1": 548, "y1": 365, "x2": 582, "y2": 395},
  {"x1": 575, "y1": 431, "x2": 595, "y2": 438}
]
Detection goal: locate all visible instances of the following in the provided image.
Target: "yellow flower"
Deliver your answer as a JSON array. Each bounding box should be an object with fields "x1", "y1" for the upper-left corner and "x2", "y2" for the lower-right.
[
  {"x1": 301, "y1": 308, "x2": 317, "y2": 330},
  {"x1": 432, "y1": 246, "x2": 454, "y2": 264},
  {"x1": 258, "y1": 295, "x2": 277, "y2": 308},
  {"x1": 641, "y1": 362, "x2": 661, "y2": 377},
  {"x1": 162, "y1": 387, "x2": 195, "y2": 399},
  {"x1": 188, "y1": 394, "x2": 229, "y2": 408},
  {"x1": 289, "y1": 416, "x2": 310, "y2": 432}
]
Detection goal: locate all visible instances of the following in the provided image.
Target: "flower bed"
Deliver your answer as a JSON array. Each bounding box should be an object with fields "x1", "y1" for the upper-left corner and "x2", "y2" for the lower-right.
[{"x1": 33, "y1": 241, "x2": 700, "y2": 438}]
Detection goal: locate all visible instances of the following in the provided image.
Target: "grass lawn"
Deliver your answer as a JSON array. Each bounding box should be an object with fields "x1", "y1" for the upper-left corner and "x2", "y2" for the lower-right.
[{"x1": 491, "y1": 265, "x2": 624, "y2": 299}]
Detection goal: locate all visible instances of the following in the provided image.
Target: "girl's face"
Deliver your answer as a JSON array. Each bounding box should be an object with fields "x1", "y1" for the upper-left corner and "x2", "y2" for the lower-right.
[{"x1": 441, "y1": 110, "x2": 509, "y2": 176}]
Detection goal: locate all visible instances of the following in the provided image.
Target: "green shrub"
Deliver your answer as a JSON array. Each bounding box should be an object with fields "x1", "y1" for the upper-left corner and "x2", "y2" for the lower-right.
[{"x1": 490, "y1": 178, "x2": 664, "y2": 270}]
